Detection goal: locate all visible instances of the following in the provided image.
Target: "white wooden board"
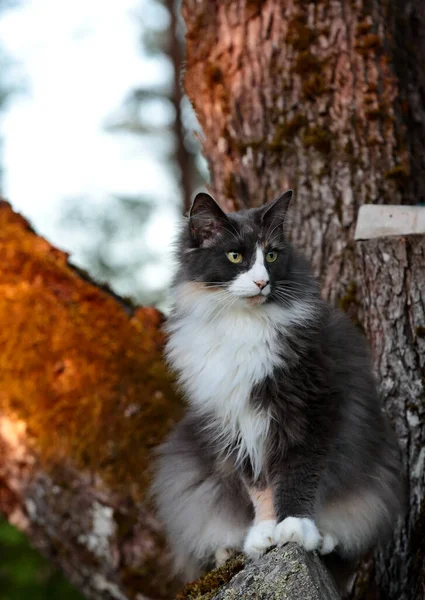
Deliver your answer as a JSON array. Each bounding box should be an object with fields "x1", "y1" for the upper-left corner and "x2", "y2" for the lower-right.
[{"x1": 354, "y1": 205, "x2": 425, "y2": 241}]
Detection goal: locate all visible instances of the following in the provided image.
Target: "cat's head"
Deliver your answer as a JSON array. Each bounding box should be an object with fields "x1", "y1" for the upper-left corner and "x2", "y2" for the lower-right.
[{"x1": 177, "y1": 190, "x2": 317, "y2": 308}]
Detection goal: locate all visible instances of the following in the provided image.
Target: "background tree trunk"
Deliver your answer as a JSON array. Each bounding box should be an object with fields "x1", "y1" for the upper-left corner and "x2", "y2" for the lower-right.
[
  {"x1": 0, "y1": 201, "x2": 184, "y2": 600},
  {"x1": 351, "y1": 234, "x2": 425, "y2": 599},
  {"x1": 182, "y1": 0, "x2": 424, "y2": 304},
  {"x1": 181, "y1": 0, "x2": 425, "y2": 598}
]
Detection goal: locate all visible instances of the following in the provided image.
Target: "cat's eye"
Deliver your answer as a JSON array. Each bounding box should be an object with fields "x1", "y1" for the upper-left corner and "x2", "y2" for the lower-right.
[
  {"x1": 226, "y1": 251, "x2": 243, "y2": 264},
  {"x1": 266, "y1": 250, "x2": 278, "y2": 263}
]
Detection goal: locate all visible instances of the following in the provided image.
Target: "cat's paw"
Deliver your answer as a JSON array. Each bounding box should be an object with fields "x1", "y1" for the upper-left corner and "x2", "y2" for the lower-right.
[
  {"x1": 243, "y1": 519, "x2": 277, "y2": 560},
  {"x1": 319, "y1": 533, "x2": 338, "y2": 555},
  {"x1": 215, "y1": 547, "x2": 235, "y2": 567},
  {"x1": 273, "y1": 517, "x2": 322, "y2": 551}
]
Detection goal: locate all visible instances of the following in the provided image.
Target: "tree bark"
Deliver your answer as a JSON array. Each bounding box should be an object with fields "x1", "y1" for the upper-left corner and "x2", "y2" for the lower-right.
[
  {"x1": 350, "y1": 234, "x2": 425, "y2": 600},
  {"x1": 168, "y1": 0, "x2": 193, "y2": 213},
  {"x1": 180, "y1": 1, "x2": 425, "y2": 598},
  {"x1": 0, "y1": 201, "x2": 184, "y2": 600},
  {"x1": 177, "y1": 546, "x2": 339, "y2": 600},
  {"x1": 182, "y1": 0, "x2": 424, "y2": 304}
]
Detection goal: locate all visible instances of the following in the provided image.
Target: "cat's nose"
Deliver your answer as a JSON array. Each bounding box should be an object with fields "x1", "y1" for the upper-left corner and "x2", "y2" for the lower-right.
[{"x1": 254, "y1": 279, "x2": 269, "y2": 290}]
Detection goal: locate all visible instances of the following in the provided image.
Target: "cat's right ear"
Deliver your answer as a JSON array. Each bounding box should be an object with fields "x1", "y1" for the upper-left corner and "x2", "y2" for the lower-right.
[{"x1": 189, "y1": 192, "x2": 230, "y2": 247}]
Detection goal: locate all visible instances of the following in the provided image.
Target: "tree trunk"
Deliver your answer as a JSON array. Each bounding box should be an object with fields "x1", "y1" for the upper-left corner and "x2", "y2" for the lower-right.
[
  {"x1": 0, "y1": 201, "x2": 184, "y2": 600},
  {"x1": 351, "y1": 234, "x2": 425, "y2": 599},
  {"x1": 177, "y1": 546, "x2": 339, "y2": 600},
  {"x1": 181, "y1": 0, "x2": 425, "y2": 598},
  {"x1": 182, "y1": 0, "x2": 424, "y2": 303}
]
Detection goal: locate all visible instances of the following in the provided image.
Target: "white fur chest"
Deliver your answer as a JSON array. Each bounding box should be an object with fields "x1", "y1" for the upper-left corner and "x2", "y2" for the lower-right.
[{"x1": 165, "y1": 286, "x2": 287, "y2": 477}]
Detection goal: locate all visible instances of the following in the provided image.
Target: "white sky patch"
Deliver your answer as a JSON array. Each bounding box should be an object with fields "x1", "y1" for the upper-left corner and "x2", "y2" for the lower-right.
[{"x1": 0, "y1": 0, "x2": 180, "y2": 295}]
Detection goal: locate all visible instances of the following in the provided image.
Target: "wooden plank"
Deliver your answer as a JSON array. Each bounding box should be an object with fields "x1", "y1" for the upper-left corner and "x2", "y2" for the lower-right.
[{"x1": 354, "y1": 205, "x2": 425, "y2": 240}]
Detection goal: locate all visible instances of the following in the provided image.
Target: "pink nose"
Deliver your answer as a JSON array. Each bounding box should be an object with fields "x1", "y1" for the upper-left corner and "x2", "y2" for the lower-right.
[{"x1": 254, "y1": 280, "x2": 268, "y2": 290}]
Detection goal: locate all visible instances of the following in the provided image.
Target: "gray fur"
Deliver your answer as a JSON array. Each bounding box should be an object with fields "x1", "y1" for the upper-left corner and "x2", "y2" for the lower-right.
[{"x1": 151, "y1": 191, "x2": 405, "y2": 583}]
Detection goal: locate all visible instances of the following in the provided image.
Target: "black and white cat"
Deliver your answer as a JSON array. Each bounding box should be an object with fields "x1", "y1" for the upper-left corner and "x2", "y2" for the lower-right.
[{"x1": 152, "y1": 190, "x2": 404, "y2": 584}]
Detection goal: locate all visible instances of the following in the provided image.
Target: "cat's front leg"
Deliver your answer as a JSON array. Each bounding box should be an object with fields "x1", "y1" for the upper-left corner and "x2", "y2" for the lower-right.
[
  {"x1": 270, "y1": 448, "x2": 323, "y2": 553},
  {"x1": 243, "y1": 487, "x2": 277, "y2": 559}
]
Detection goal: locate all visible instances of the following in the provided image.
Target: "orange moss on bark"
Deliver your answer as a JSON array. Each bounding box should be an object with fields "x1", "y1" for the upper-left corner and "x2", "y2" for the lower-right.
[{"x1": 0, "y1": 201, "x2": 182, "y2": 500}]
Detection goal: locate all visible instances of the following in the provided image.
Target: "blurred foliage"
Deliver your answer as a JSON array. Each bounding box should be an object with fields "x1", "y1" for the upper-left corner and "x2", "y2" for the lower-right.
[
  {"x1": 63, "y1": 0, "x2": 207, "y2": 309},
  {"x1": 0, "y1": 518, "x2": 85, "y2": 599},
  {"x1": 62, "y1": 194, "x2": 167, "y2": 306},
  {"x1": 106, "y1": 0, "x2": 206, "y2": 196}
]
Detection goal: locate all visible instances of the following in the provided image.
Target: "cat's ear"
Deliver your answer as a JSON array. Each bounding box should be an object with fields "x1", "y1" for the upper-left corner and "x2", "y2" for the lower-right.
[
  {"x1": 261, "y1": 190, "x2": 293, "y2": 231},
  {"x1": 189, "y1": 192, "x2": 230, "y2": 247}
]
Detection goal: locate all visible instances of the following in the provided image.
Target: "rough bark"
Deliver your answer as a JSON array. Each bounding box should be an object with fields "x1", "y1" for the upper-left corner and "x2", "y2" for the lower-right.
[
  {"x1": 350, "y1": 234, "x2": 425, "y2": 600},
  {"x1": 168, "y1": 0, "x2": 193, "y2": 213},
  {"x1": 180, "y1": 1, "x2": 425, "y2": 599},
  {"x1": 177, "y1": 546, "x2": 339, "y2": 600},
  {"x1": 182, "y1": 0, "x2": 424, "y2": 304},
  {"x1": 0, "y1": 201, "x2": 184, "y2": 600}
]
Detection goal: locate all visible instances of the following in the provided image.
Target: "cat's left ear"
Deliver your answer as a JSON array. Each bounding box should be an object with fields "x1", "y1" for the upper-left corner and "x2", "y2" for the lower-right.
[
  {"x1": 261, "y1": 190, "x2": 293, "y2": 230},
  {"x1": 189, "y1": 192, "x2": 230, "y2": 247}
]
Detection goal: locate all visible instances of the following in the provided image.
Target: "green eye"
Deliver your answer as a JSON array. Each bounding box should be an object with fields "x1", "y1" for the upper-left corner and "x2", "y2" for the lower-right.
[
  {"x1": 226, "y1": 251, "x2": 243, "y2": 264},
  {"x1": 266, "y1": 250, "x2": 278, "y2": 263}
]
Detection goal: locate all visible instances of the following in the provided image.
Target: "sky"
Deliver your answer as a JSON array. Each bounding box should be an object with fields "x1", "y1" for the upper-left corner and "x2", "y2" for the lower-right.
[{"x1": 0, "y1": 0, "x2": 181, "y2": 297}]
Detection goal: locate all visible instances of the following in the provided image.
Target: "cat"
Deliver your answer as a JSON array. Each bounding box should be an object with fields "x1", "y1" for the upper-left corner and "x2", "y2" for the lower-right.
[{"x1": 151, "y1": 190, "x2": 405, "y2": 586}]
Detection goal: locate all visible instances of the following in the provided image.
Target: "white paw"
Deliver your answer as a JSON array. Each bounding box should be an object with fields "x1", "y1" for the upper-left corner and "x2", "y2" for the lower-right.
[
  {"x1": 215, "y1": 547, "x2": 234, "y2": 567},
  {"x1": 243, "y1": 519, "x2": 277, "y2": 559},
  {"x1": 319, "y1": 533, "x2": 338, "y2": 555},
  {"x1": 273, "y1": 517, "x2": 322, "y2": 551}
]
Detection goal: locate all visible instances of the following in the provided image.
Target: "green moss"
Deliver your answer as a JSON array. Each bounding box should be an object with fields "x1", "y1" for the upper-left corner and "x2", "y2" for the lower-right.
[
  {"x1": 355, "y1": 33, "x2": 382, "y2": 54},
  {"x1": 301, "y1": 73, "x2": 327, "y2": 99},
  {"x1": 186, "y1": 11, "x2": 210, "y2": 41},
  {"x1": 292, "y1": 51, "x2": 321, "y2": 75},
  {"x1": 349, "y1": 552, "x2": 380, "y2": 599},
  {"x1": 356, "y1": 20, "x2": 372, "y2": 35},
  {"x1": 338, "y1": 281, "x2": 357, "y2": 313},
  {"x1": 385, "y1": 165, "x2": 410, "y2": 180},
  {"x1": 286, "y1": 15, "x2": 317, "y2": 51},
  {"x1": 337, "y1": 281, "x2": 364, "y2": 332},
  {"x1": 0, "y1": 202, "x2": 183, "y2": 502},
  {"x1": 363, "y1": 93, "x2": 376, "y2": 105},
  {"x1": 176, "y1": 555, "x2": 245, "y2": 600},
  {"x1": 365, "y1": 107, "x2": 392, "y2": 121},
  {"x1": 364, "y1": 108, "x2": 381, "y2": 121},
  {"x1": 344, "y1": 139, "x2": 355, "y2": 156},
  {"x1": 237, "y1": 138, "x2": 264, "y2": 152},
  {"x1": 269, "y1": 114, "x2": 307, "y2": 150},
  {"x1": 302, "y1": 126, "x2": 332, "y2": 154},
  {"x1": 224, "y1": 172, "x2": 237, "y2": 200},
  {"x1": 246, "y1": 0, "x2": 266, "y2": 18}
]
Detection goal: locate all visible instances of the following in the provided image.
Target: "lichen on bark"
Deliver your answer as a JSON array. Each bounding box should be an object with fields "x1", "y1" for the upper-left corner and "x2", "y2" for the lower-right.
[{"x1": 0, "y1": 201, "x2": 183, "y2": 600}]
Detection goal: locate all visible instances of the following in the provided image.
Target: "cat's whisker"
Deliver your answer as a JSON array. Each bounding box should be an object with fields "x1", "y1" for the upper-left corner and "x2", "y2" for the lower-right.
[
  {"x1": 272, "y1": 291, "x2": 301, "y2": 304},
  {"x1": 265, "y1": 219, "x2": 285, "y2": 244},
  {"x1": 222, "y1": 222, "x2": 241, "y2": 242}
]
